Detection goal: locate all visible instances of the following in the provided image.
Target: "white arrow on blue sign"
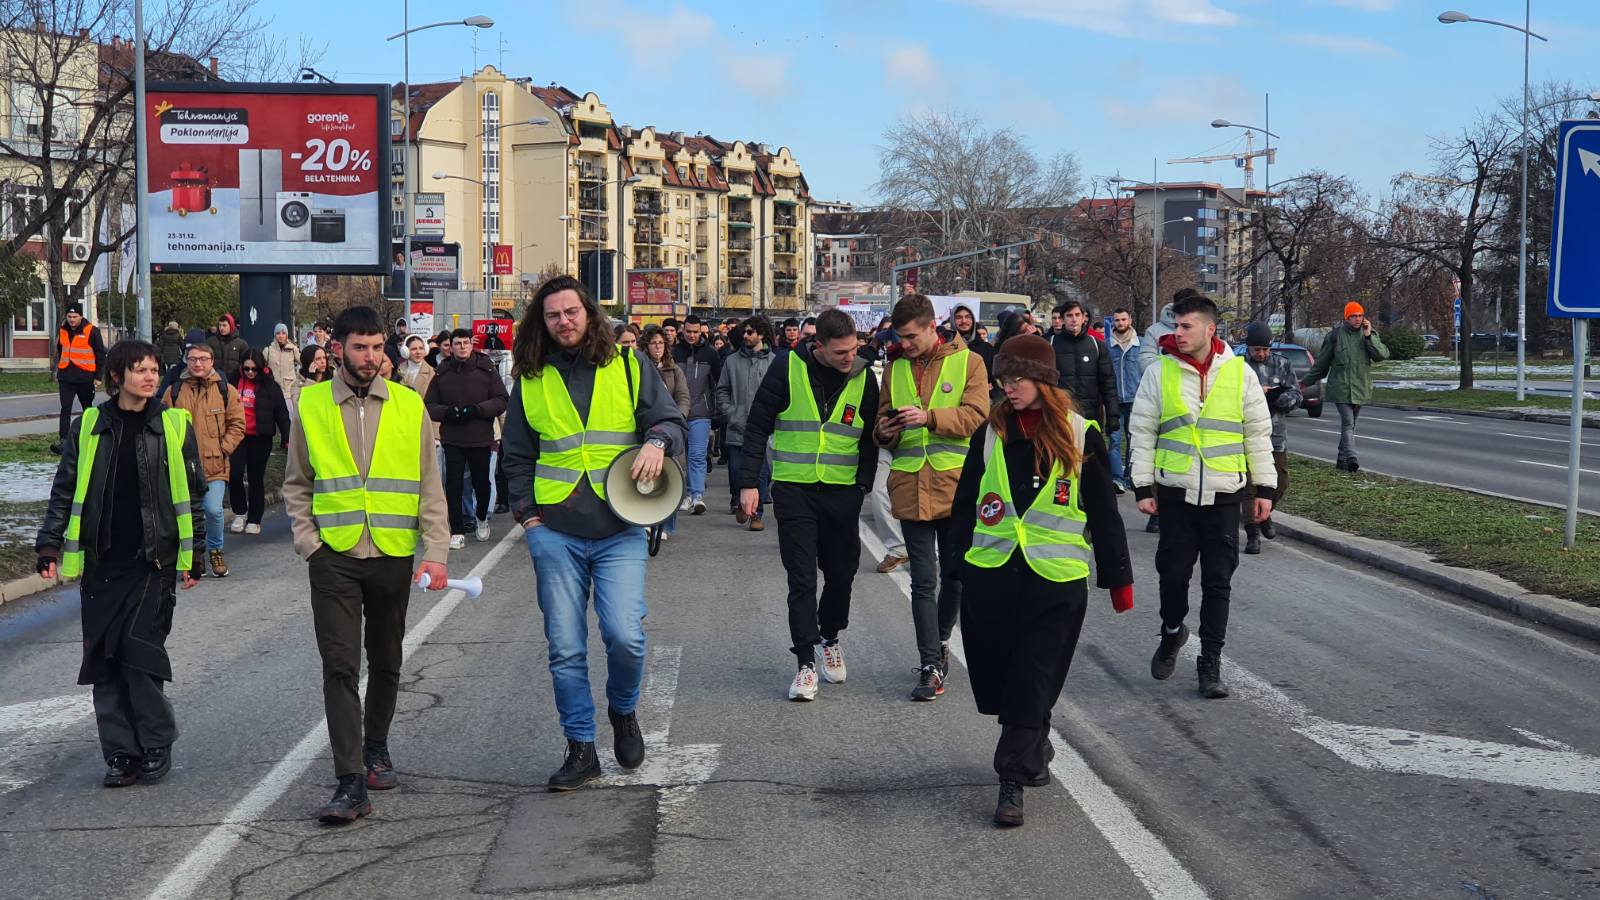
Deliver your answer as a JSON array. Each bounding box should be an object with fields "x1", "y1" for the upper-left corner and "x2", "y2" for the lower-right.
[{"x1": 1547, "y1": 121, "x2": 1600, "y2": 318}]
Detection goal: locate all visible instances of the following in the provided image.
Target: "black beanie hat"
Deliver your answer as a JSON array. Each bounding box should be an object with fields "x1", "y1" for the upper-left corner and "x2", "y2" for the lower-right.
[{"x1": 1245, "y1": 322, "x2": 1273, "y2": 348}]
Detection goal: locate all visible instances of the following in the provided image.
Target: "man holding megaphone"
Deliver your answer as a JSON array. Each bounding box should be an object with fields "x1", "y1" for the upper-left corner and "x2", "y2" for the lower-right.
[{"x1": 502, "y1": 276, "x2": 686, "y2": 793}]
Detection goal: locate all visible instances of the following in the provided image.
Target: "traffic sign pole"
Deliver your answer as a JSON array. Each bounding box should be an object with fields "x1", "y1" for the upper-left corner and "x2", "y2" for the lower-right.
[
  {"x1": 1546, "y1": 119, "x2": 1600, "y2": 547},
  {"x1": 1566, "y1": 320, "x2": 1586, "y2": 548}
]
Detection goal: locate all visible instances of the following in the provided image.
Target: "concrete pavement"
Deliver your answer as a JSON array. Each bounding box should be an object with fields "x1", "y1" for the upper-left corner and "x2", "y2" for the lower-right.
[
  {"x1": 0, "y1": 474, "x2": 1597, "y2": 898},
  {"x1": 1287, "y1": 409, "x2": 1600, "y2": 514}
]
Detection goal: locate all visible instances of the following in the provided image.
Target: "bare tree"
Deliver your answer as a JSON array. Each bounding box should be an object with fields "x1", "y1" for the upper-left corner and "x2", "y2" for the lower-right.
[
  {"x1": 1239, "y1": 171, "x2": 1363, "y2": 339},
  {"x1": 1069, "y1": 192, "x2": 1195, "y2": 328}
]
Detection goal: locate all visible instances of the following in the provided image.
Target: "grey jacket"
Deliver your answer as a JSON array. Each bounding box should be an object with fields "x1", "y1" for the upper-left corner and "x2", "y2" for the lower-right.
[
  {"x1": 1244, "y1": 351, "x2": 1303, "y2": 452},
  {"x1": 1139, "y1": 302, "x2": 1178, "y2": 373},
  {"x1": 715, "y1": 345, "x2": 775, "y2": 447},
  {"x1": 502, "y1": 346, "x2": 687, "y2": 540}
]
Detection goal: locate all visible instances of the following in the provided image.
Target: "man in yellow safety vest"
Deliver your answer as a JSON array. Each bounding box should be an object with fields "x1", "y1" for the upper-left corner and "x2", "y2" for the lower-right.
[
  {"x1": 1128, "y1": 294, "x2": 1277, "y2": 700},
  {"x1": 502, "y1": 275, "x2": 686, "y2": 792},
  {"x1": 736, "y1": 308, "x2": 881, "y2": 703},
  {"x1": 36, "y1": 339, "x2": 205, "y2": 788},
  {"x1": 284, "y1": 305, "x2": 452, "y2": 825},
  {"x1": 874, "y1": 293, "x2": 989, "y2": 701}
]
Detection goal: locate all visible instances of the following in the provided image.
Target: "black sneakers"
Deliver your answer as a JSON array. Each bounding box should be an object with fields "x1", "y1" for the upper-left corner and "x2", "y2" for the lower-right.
[
  {"x1": 317, "y1": 774, "x2": 372, "y2": 825},
  {"x1": 1150, "y1": 624, "x2": 1189, "y2": 681},
  {"x1": 548, "y1": 739, "x2": 602, "y2": 792},
  {"x1": 1197, "y1": 654, "x2": 1230, "y2": 699},
  {"x1": 938, "y1": 642, "x2": 951, "y2": 678},
  {"x1": 104, "y1": 753, "x2": 140, "y2": 788},
  {"x1": 910, "y1": 665, "x2": 943, "y2": 701},
  {"x1": 608, "y1": 708, "x2": 645, "y2": 770},
  {"x1": 138, "y1": 746, "x2": 172, "y2": 782},
  {"x1": 994, "y1": 781, "x2": 1025, "y2": 828},
  {"x1": 364, "y1": 742, "x2": 398, "y2": 791}
]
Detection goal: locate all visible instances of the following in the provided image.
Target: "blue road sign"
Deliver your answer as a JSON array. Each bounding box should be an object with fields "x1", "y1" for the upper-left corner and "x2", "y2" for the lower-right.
[{"x1": 1547, "y1": 121, "x2": 1600, "y2": 318}]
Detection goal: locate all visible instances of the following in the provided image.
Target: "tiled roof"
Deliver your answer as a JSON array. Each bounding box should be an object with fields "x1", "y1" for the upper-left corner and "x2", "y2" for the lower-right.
[{"x1": 391, "y1": 81, "x2": 457, "y2": 141}]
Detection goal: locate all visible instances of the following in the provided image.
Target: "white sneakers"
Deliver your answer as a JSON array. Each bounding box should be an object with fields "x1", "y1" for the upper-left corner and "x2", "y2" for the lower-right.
[
  {"x1": 819, "y1": 640, "x2": 846, "y2": 684},
  {"x1": 788, "y1": 665, "x2": 819, "y2": 702},
  {"x1": 229, "y1": 515, "x2": 246, "y2": 533},
  {"x1": 475, "y1": 522, "x2": 491, "y2": 543},
  {"x1": 449, "y1": 534, "x2": 466, "y2": 550},
  {"x1": 244, "y1": 523, "x2": 261, "y2": 535}
]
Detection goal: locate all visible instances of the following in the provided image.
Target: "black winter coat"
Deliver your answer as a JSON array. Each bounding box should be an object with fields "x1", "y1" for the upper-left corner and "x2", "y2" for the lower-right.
[
  {"x1": 1049, "y1": 329, "x2": 1119, "y2": 433},
  {"x1": 425, "y1": 352, "x2": 509, "y2": 448},
  {"x1": 230, "y1": 370, "x2": 292, "y2": 442},
  {"x1": 737, "y1": 338, "x2": 881, "y2": 493}
]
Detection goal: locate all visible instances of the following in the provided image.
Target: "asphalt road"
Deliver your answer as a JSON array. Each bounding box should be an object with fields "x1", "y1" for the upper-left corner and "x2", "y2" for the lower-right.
[
  {"x1": 1287, "y1": 409, "x2": 1600, "y2": 514},
  {"x1": 1, "y1": 471, "x2": 1597, "y2": 899}
]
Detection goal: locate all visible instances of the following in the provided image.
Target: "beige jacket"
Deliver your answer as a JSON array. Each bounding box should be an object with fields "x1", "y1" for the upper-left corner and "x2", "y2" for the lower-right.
[
  {"x1": 396, "y1": 361, "x2": 437, "y2": 440},
  {"x1": 874, "y1": 337, "x2": 990, "y2": 522},
  {"x1": 283, "y1": 369, "x2": 451, "y2": 564},
  {"x1": 265, "y1": 339, "x2": 300, "y2": 395},
  {"x1": 166, "y1": 370, "x2": 245, "y2": 482}
]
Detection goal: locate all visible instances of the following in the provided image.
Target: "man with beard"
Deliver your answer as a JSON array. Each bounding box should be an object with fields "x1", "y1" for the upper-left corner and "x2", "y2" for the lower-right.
[{"x1": 949, "y1": 303, "x2": 994, "y2": 374}]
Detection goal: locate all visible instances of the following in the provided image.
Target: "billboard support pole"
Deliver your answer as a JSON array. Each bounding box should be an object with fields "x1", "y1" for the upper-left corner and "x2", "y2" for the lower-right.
[
  {"x1": 239, "y1": 274, "x2": 292, "y2": 350},
  {"x1": 401, "y1": 0, "x2": 413, "y2": 333},
  {"x1": 133, "y1": 0, "x2": 152, "y2": 341}
]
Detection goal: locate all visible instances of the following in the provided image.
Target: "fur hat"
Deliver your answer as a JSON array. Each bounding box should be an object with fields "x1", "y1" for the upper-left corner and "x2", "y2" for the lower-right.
[{"x1": 994, "y1": 334, "x2": 1058, "y2": 384}]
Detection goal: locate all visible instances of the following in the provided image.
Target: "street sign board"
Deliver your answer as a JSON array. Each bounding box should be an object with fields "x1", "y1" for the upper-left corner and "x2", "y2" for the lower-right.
[
  {"x1": 1547, "y1": 120, "x2": 1600, "y2": 317},
  {"x1": 413, "y1": 192, "x2": 444, "y2": 236}
]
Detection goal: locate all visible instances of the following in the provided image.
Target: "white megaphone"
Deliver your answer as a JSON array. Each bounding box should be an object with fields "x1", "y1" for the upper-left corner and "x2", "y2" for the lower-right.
[
  {"x1": 416, "y1": 572, "x2": 484, "y2": 599},
  {"x1": 603, "y1": 447, "x2": 685, "y2": 527}
]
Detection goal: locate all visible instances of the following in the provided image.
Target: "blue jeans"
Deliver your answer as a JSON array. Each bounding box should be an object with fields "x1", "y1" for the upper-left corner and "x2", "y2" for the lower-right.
[
  {"x1": 725, "y1": 443, "x2": 771, "y2": 519},
  {"x1": 525, "y1": 525, "x2": 649, "y2": 742},
  {"x1": 1109, "y1": 401, "x2": 1133, "y2": 483},
  {"x1": 686, "y1": 417, "x2": 711, "y2": 499},
  {"x1": 203, "y1": 480, "x2": 226, "y2": 550}
]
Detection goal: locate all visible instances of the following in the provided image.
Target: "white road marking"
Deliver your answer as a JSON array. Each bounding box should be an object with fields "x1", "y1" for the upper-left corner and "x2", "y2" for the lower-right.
[
  {"x1": 1311, "y1": 428, "x2": 1406, "y2": 445},
  {"x1": 1498, "y1": 431, "x2": 1600, "y2": 450},
  {"x1": 1512, "y1": 728, "x2": 1576, "y2": 752},
  {"x1": 1407, "y1": 415, "x2": 1461, "y2": 422},
  {"x1": 1518, "y1": 459, "x2": 1600, "y2": 476},
  {"x1": 146, "y1": 526, "x2": 527, "y2": 900},
  {"x1": 861, "y1": 526, "x2": 1210, "y2": 900},
  {"x1": 0, "y1": 694, "x2": 95, "y2": 796},
  {"x1": 1203, "y1": 646, "x2": 1600, "y2": 795},
  {"x1": 600, "y1": 645, "x2": 722, "y2": 817}
]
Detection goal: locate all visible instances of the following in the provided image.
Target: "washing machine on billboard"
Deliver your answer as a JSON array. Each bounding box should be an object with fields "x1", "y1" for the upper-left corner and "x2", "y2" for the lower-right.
[
  {"x1": 239, "y1": 149, "x2": 283, "y2": 242},
  {"x1": 276, "y1": 192, "x2": 313, "y2": 242}
]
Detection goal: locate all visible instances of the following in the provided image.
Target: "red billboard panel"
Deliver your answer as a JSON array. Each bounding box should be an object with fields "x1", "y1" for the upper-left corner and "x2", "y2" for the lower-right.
[
  {"x1": 492, "y1": 244, "x2": 514, "y2": 275},
  {"x1": 145, "y1": 82, "x2": 391, "y2": 274},
  {"x1": 626, "y1": 269, "x2": 682, "y2": 308}
]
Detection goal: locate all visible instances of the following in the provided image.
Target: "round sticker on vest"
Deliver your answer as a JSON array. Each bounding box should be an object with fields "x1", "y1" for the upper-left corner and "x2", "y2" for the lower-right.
[
  {"x1": 941, "y1": 381, "x2": 953, "y2": 393},
  {"x1": 978, "y1": 492, "x2": 1006, "y2": 527},
  {"x1": 1082, "y1": 355, "x2": 1090, "y2": 364}
]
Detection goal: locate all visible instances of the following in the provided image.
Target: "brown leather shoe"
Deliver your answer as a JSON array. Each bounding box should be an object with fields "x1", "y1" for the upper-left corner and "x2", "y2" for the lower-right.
[
  {"x1": 875, "y1": 554, "x2": 907, "y2": 574},
  {"x1": 748, "y1": 518, "x2": 765, "y2": 532}
]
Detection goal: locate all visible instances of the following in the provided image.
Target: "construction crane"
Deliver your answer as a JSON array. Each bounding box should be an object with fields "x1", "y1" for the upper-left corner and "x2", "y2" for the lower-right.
[{"x1": 1168, "y1": 129, "x2": 1276, "y2": 190}]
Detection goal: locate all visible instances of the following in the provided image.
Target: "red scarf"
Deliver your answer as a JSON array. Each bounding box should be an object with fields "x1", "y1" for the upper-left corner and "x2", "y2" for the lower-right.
[{"x1": 1157, "y1": 334, "x2": 1227, "y2": 379}]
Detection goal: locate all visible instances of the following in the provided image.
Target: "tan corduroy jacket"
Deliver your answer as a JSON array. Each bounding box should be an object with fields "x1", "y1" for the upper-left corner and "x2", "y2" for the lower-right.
[
  {"x1": 283, "y1": 369, "x2": 451, "y2": 564},
  {"x1": 874, "y1": 336, "x2": 990, "y2": 522}
]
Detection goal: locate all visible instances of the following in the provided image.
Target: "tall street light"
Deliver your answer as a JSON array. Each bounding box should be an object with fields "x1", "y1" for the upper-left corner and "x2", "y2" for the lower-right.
[
  {"x1": 1439, "y1": 7, "x2": 1548, "y2": 401},
  {"x1": 387, "y1": 12, "x2": 493, "y2": 331},
  {"x1": 1210, "y1": 118, "x2": 1281, "y2": 192}
]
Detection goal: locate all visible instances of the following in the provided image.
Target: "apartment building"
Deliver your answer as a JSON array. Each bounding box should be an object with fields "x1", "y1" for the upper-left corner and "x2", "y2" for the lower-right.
[
  {"x1": 395, "y1": 67, "x2": 812, "y2": 314},
  {"x1": 1120, "y1": 181, "x2": 1264, "y2": 316}
]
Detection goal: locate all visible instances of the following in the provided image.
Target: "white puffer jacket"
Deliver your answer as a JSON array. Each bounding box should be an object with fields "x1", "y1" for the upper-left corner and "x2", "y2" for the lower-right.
[{"x1": 1129, "y1": 341, "x2": 1277, "y2": 506}]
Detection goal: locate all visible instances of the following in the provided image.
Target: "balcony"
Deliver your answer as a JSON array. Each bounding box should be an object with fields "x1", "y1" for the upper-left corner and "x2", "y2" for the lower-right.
[
  {"x1": 633, "y1": 228, "x2": 662, "y2": 245},
  {"x1": 578, "y1": 194, "x2": 606, "y2": 212},
  {"x1": 694, "y1": 235, "x2": 708, "y2": 249},
  {"x1": 775, "y1": 243, "x2": 799, "y2": 256},
  {"x1": 727, "y1": 211, "x2": 753, "y2": 224},
  {"x1": 633, "y1": 196, "x2": 663, "y2": 215},
  {"x1": 578, "y1": 163, "x2": 604, "y2": 181},
  {"x1": 728, "y1": 266, "x2": 754, "y2": 279},
  {"x1": 727, "y1": 238, "x2": 752, "y2": 251},
  {"x1": 774, "y1": 270, "x2": 798, "y2": 282},
  {"x1": 696, "y1": 262, "x2": 709, "y2": 276},
  {"x1": 774, "y1": 213, "x2": 797, "y2": 228},
  {"x1": 579, "y1": 223, "x2": 609, "y2": 243},
  {"x1": 774, "y1": 284, "x2": 797, "y2": 298}
]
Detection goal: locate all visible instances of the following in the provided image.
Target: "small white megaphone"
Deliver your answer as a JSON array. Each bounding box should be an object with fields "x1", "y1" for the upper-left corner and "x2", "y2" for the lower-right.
[
  {"x1": 603, "y1": 447, "x2": 685, "y2": 527},
  {"x1": 416, "y1": 573, "x2": 484, "y2": 599}
]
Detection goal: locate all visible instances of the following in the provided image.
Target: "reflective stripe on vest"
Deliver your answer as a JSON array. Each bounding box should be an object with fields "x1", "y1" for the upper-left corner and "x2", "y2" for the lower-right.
[
  {"x1": 61, "y1": 406, "x2": 194, "y2": 578},
  {"x1": 298, "y1": 380, "x2": 424, "y2": 556},
  {"x1": 963, "y1": 413, "x2": 1095, "y2": 583},
  {"x1": 772, "y1": 351, "x2": 868, "y2": 485},
  {"x1": 1153, "y1": 355, "x2": 1248, "y2": 475},
  {"x1": 58, "y1": 323, "x2": 95, "y2": 372},
  {"x1": 889, "y1": 349, "x2": 972, "y2": 473},
  {"x1": 520, "y1": 349, "x2": 640, "y2": 504}
]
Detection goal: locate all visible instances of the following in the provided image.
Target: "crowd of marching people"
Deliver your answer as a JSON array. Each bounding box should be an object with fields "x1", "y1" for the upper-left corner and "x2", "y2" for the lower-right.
[{"x1": 35, "y1": 276, "x2": 1392, "y2": 830}]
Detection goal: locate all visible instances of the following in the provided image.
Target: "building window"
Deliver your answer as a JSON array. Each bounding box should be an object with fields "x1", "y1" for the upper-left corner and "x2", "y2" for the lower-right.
[
  {"x1": 391, "y1": 117, "x2": 405, "y2": 137},
  {"x1": 1195, "y1": 207, "x2": 1218, "y2": 220},
  {"x1": 12, "y1": 295, "x2": 45, "y2": 335},
  {"x1": 480, "y1": 91, "x2": 501, "y2": 289},
  {"x1": 1195, "y1": 226, "x2": 1218, "y2": 239}
]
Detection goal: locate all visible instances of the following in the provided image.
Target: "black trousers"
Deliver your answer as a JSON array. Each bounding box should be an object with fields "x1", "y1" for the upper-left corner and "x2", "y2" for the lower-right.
[
  {"x1": 228, "y1": 434, "x2": 274, "y2": 523},
  {"x1": 93, "y1": 662, "x2": 177, "y2": 763},
  {"x1": 902, "y1": 517, "x2": 963, "y2": 667},
  {"x1": 1155, "y1": 493, "x2": 1240, "y2": 654},
  {"x1": 443, "y1": 444, "x2": 492, "y2": 535},
  {"x1": 772, "y1": 482, "x2": 863, "y2": 666},
  {"x1": 308, "y1": 549, "x2": 413, "y2": 777},
  {"x1": 58, "y1": 379, "x2": 94, "y2": 443}
]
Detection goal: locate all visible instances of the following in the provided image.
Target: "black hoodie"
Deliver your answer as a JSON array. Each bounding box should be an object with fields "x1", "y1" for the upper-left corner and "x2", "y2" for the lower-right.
[{"x1": 737, "y1": 337, "x2": 880, "y2": 492}]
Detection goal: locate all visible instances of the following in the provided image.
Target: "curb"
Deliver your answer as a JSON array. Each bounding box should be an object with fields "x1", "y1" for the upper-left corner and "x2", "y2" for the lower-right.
[
  {"x1": 1271, "y1": 510, "x2": 1600, "y2": 645},
  {"x1": 1369, "y1": 401, "x2": 1600, "y2": 430}
]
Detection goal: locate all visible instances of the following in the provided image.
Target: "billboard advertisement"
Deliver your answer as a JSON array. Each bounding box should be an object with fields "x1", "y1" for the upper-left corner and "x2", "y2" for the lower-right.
[
  {"x1": 145, "y1": 82, "x2": 391, "y2": 274},
  {"x1": 492, "y1": 244, "x2": 514, "y2": 275},
  {"x1": 626, "y1": 268, "x2": 682, "y2": 315},
  {"x1": 387, "y1": 241, "x2": 459, "y2": 299},
  {"x1": 413, "y1": 192, "x2": 445, "y2": 237}
]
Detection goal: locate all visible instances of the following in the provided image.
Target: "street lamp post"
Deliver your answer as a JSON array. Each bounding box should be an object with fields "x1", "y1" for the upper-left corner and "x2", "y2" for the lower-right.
[
  {"x1": 1113, "y1": 175, "x2": 1193, "y2": 323},
  {"x1": 387, "y1": 12, "x2": 492, "y2": 331},
  {"x1": 1439, "y1": 8, "x2": 1548, "y2": 401}
]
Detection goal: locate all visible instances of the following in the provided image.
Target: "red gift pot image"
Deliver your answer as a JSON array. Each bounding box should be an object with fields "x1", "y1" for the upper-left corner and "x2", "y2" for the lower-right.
[{"x1": 167, "y1": 162, "x2": 217, "y2": 216}]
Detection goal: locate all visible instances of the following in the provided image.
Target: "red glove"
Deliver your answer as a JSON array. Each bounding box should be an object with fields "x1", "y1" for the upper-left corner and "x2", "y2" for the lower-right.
[{"x1": 1110, "y1": 584, "x2": 1134, "y2": 614}]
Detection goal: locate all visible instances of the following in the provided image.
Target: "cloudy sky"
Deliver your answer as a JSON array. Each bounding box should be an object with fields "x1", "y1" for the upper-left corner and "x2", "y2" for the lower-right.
[{"x1": 284, "y1": 0, "x2": 1600, "y2": 204}]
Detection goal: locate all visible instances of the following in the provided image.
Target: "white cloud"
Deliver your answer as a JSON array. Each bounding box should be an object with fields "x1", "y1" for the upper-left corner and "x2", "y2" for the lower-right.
[
  {"x1": 1102, "y1": 74, "x2": 1251, "y2": 129},
  {"x1": 565, "y1": 1, "x2": 791, "y2": 99},
  {"x1": 949, "y1": 0, "x2": 1239, "y2": 37},
  {"x1": 1284, "y1": 32, "x2": 1400, "y2": 56},
  {"x1": 885, "y1": 42, "x2": 943, "y2": 91},
  {"x1": 728, "y1": 54, "x2": 793, "y2": 98}
]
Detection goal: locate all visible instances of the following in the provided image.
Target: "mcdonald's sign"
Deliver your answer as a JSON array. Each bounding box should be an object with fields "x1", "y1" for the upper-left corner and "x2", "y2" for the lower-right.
[{"x1": 492, "y1": 244, "x2": 513, "y2": 275}]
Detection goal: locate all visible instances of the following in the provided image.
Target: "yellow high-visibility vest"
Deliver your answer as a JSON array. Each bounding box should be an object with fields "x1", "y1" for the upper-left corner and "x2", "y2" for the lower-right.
[
  {"x1": 964, "y1": 413, "x2": 1096, "y2": 583},
  {"x1": 520, "y1": 349, "x2": 641, "y2": 503},
  {"x1": 299, "y1": 380, "x2": 424, "y2": 556},
  {"x1": 771, "y1": 350, "x2": 867, "y2": 484},
  {"x1": 889, "y1": 350, "x2": 971, "y2": 473},
  {"x1": 61, "y1": 406, "x2": 194, "y2": 577},
  {"x1": 1153, "y1": 355, "x2": 1247, "y2": 475}
]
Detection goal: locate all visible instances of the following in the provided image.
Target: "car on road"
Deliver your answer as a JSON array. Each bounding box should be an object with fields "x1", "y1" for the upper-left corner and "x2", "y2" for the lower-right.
[{"x1": 1234, "y1": 341, "x2": 1322, "y2": 418}]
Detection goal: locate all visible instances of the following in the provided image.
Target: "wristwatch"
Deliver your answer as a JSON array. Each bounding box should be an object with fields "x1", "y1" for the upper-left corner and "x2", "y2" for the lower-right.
[{"x1": 646, "y1": 435, "x2": 668, "y2": 450}]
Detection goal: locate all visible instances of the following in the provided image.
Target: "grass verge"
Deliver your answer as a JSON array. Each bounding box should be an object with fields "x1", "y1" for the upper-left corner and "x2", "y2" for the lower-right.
[
  {"x1": 0, "y1": 372, "x2": 59, "y2": 395},
  {"x1": 1370, "y1": 387, "x2": 1600, "y2": 414},
  {"x1": 1279, "y1": 456, "x2": 1600, "y2": 607}
]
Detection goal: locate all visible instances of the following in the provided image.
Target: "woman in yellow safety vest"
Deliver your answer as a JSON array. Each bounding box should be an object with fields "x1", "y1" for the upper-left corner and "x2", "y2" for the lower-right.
[{"x1": 949, "y1": 334, "x2": 1134, "y2": 829}]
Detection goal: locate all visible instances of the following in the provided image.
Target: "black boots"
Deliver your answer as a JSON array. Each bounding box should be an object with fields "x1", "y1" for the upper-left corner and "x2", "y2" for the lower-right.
[
  {"x1": 138, "y1": 746, "x2": 172, "y2": 782},
  {"x1": 364, "y1": 741, "x2": 398, "y2": 791},
  {"x1": 317, "y1": 774, "x2": 372, "y2": 825},
  {"x1": 548, "y1": 739, "x2": 602, "y2": 792},
  {"x1": 104, "y1": 753, "x2": 140, "y2": 788},
  {"x1": 1197, "y1": 653, "x2": 1230, "y2": 699},
  {"x1": 1150, "y1": 624, "x2": 1189, "y2": 680},
  {"x1": 608, "y1": 708, "x2": 645, "y2": 770},
  {"x1": 1244, "y1": 524, "x2": 1261, "y2": 555},
  {"x1": 1144, "y1": 515, "x2": 1160, "y2": 534},
  {"x1": 994, "y1": 781, "x2": 1025, "y2": 828},
  {"x1": 1259, "y1": 517, "x2": 1277, "y2": 540}
]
